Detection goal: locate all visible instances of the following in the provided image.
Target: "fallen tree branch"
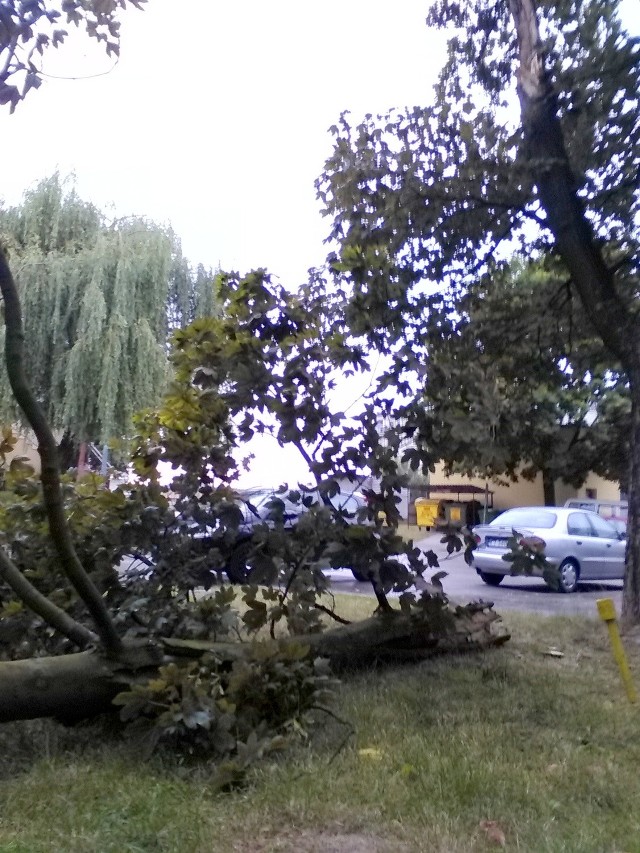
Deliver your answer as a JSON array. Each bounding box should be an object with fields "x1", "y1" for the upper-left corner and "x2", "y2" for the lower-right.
[
  {"x1": 0, "y1": 549, "x2": 97, "y2": 648},
  {"x1": 0, "y1": 600, "x2": 509, "y2": 723}
]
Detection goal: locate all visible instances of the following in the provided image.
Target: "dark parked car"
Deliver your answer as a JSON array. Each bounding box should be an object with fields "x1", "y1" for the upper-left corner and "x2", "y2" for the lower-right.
[
  {"x1": 225, "y1": 486, "x2": 371, "y2": 583},
  {"x1": 471, "y1": 506, "x2": 626, "y2": 593},
  {"x1": 236, "y1": 487, "x2": 367, "y2": 530}
]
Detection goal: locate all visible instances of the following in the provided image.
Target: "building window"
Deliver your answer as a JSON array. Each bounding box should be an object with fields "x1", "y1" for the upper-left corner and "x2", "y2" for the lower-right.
[{"x1": 586, "y1": 488, "x2": 597, "y2": 499}]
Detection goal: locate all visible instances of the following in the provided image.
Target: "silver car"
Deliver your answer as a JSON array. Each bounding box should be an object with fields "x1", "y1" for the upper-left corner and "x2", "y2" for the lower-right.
[{"x1": 471, "y1": 506, "x2": 626, "y2": 593}]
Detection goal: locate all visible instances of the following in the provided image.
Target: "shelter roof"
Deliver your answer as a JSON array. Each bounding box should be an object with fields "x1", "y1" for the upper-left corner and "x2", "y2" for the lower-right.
[{"x1": 425, "y1": 484, "x2": 493, "y2": 496}]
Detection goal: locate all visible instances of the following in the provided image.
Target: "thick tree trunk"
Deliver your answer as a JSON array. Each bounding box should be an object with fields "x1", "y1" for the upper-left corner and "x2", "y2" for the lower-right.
[
  {"x1": 308, "y1": 602, "x2": 508, "y2": 667},
  {"x1": 508, "y1": 0, "x2": 640, "y2": 623},
  {"x1": 0, "y1": 604, "x2": 509, "y2": 723},
  {"x1": 508, "y1": 0, "x2": 635, "y2": 366},
  {"x1": 77, "y1": 442, "x2": 88, "y2": 478},
  {"x1": 622, "y1": 379, "x2": 640, "y2": 626},
  {"x1": 542, "y1": 468, "x2": 556, "y2": 506},
  {"x1": 0, "y1": 652, "x2": 126, "y2": 724}
]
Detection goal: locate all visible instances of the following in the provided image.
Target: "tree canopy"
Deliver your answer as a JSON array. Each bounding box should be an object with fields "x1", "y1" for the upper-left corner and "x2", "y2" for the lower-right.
[
  {"x1": 413, "y1": 257, "x2": 630, "y2": 504},
  {"x1": 319, "y1": 1, "x2": 638, "y2": 332},
  {"x1": 0, "y1": 0, "x2": 146, "y2": 110},
  {"x1": 318, "y1": 0, "x2": 640, "y2": 619},
  {"x1": 0, "y1": 174, "x2": 217, "y2": 444}
]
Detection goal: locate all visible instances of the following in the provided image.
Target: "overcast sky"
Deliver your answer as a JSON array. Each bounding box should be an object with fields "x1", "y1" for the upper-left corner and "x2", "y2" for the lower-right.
[
  {"x1": 4, "y1": 1, "x2": 635, "y2": 282},
  {"x1": 1, "y1": 0, "x2": 449, "y2": 286}
]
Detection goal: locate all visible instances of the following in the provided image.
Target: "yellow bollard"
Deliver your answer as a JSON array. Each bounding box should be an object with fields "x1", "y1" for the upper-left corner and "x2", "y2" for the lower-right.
[{"x1": 597, "y1": 598, "x2": 637, "y2": 703}]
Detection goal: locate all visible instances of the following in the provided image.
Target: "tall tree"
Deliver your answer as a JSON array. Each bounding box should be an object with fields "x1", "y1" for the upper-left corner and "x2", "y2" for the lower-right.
[
  {"x1": 415, "y1": 258, "x2": 629, "y2": 505},
  {"x1": 318, "y1": 0, "x2": 640, "y2": 620},
  {"x1": 0, "y1": 174, "x2": 216, "y2": 444},
  {"x1": 0, "y1": 1, "x2": 506, "y2": 733},
  {"x1": 0, "y1": 259, "x2": 505, "y2": 726},
  {"x1": 505, "y1": 0, "x2": 639, "y2": 621}
]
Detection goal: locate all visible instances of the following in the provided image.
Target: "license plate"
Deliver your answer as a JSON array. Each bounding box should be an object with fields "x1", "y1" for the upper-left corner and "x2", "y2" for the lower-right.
[{"x1": 485, "y1": 537, "x2": 508, "y2": 548}]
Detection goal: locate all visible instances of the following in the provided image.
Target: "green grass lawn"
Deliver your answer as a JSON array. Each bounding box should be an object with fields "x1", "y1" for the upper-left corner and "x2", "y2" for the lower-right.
[{"x1": 1, "y1": 599, "x2": 639, "y2": 852}]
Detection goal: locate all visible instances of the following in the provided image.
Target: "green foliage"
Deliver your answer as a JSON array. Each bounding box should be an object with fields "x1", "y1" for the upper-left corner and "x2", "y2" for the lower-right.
[
  {"x1": 0, "y1": 258, "x2": 466, "y2": 668},
  {"x1": 412, "y1": 258, "x2": 629, "y2": 495},
  {"x1": 130, "y1": 269, "x2": 437, "y2": 587},
  {"x1": 0, "y1": 254, "x2": 465, "y2": 777},
  {"x1": 113, "y1": 642, "x2": 337, "y2": 775},
  {"x1": 318, "y1": 0, "x2": 638, "y2": 506},
  {"x1": 0, "y1": 1, "x2": 147, "y2": 111},
  {"x1": 0, "y1": 174, "x2": 218, "y2": 444},
  {"x1": 501, "y1": 530, "x2": 559, "y2": 589},
  {"x1": 329, "y1": 0, "x2": 637, "y2": 285},
  {"x1": 0, "y1": 265, "x2": 455, "y2": 659}
]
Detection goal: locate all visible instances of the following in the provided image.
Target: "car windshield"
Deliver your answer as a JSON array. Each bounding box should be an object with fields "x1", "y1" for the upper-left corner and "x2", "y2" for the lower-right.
[{"x1": 490, "y1": 509, "x2": 557, "y2": 529}]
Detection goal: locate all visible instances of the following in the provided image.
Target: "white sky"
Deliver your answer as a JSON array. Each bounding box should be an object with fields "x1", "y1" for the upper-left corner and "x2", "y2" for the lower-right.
[
  {"x1": 1, "y1": 0, "x2": 446, "y2": 286},
  {"x1": 2, "y1": 0, "x2": 638, "y2": 487}
]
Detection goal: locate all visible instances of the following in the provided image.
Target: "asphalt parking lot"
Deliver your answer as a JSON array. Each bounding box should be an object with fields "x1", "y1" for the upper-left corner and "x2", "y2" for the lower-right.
[{"x1": 329, "y1": 532, "x2": 623, "y2": 619}]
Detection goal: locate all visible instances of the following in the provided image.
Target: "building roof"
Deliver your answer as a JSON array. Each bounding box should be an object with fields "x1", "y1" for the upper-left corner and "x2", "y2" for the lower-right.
[{"x1": 426, "y1": 484, "x2": 493, "y2": 498}]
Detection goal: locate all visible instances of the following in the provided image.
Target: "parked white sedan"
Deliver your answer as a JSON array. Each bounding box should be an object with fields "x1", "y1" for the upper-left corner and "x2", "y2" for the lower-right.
[{"x1": 471, "y1": 507, "x2": 626, "y2": 593}]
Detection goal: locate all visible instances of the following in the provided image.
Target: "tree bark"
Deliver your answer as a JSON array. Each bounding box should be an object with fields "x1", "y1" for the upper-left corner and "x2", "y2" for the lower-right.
[
  {"x1": 0, "y1": 652, "x2": 126, "y2": 724},
  {"x1": 622, "y1": 381, "x2": 640, "y2": 626},
  {"x1": 542, "y1": 468, "x2": 556, "y2": 506},
  {"x1": 302, "y1": 602, "x2": 509, "y2": 667},
  {"x1": 0, "y1": 604, "x2": 509, "y2": 723},
  {"x1": 0, "y1": 548, "x2": 97, "y2": 648},
  {"x1": 77, "y1": 441, "x2": 88, "y2": 478},
  {"x1": 508, "y1": 0, "x2": 635, "y2": 365},
  {"x1": 508, "y1": 0, "x2": 640, "y2": 624},
  {"x1": 0, "y1": 249, "x2": 122, "y2": 653}
]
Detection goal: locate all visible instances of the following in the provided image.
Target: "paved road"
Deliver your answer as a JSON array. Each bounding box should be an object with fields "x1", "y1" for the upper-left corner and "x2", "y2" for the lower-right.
[{"x1": 328, "y1": 533, "x2": 622, "y2": 618}]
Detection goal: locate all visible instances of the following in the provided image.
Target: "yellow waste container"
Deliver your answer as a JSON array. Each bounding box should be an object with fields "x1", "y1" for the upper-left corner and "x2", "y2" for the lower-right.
[
  {"x1": 415, "y1": 498, "x2": 441, "y2": 530},
  {"x1": 445, "y1": 502, "x2": 466, "y2": 528}
]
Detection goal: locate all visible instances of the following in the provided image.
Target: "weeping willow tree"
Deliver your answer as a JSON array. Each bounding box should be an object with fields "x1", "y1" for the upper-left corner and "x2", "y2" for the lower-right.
[
  {"x1": 0, "y1": 175, "x2": 217, "y2": 445},
  {"x1": 168, "y1": 251, "x2": 218, "y2": 331}
]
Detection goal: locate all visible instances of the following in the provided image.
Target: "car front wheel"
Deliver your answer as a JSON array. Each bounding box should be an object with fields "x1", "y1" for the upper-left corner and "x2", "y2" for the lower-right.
[
  {"x1": 478, "y1": 571, "x2": 504, "y2": 587},
  {"x1": 555, "y1": 559, "x2": 579, "y2": 593},
  {"x1": 351, "y1": 567, "x2": 372, "y2": 582}
]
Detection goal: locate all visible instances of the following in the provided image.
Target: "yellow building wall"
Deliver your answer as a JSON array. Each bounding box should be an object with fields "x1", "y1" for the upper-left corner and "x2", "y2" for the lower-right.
[
  {"x1": 430, "y1": 463, "x2": 622, "y2": 510},
  {"x1": 6, "y1": 432, "x2": 42, "y2": 470},
  {"x1": 5, "y1": 430, "x2": 67, "y2": 473}
]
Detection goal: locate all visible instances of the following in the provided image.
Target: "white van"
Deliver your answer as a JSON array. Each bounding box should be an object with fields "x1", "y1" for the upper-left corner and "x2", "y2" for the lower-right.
[{"x1": 563, "y1": 498, "x2": 628, "y2": 531}]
